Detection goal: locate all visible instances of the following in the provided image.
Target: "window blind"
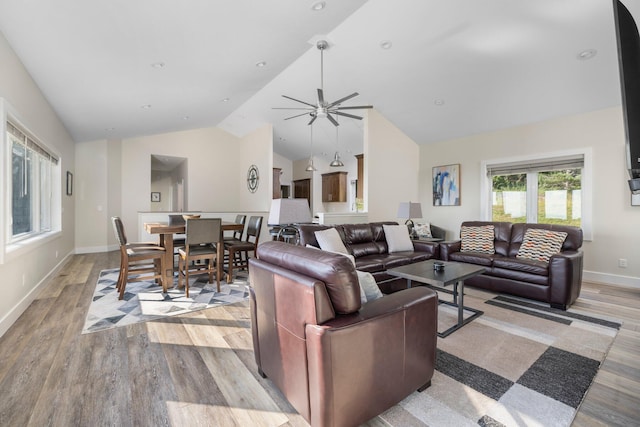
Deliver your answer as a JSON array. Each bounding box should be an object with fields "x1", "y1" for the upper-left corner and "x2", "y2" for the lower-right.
[
  {"x1": 487, "y1": 154, "x2": 584, "y2": 176},
  {"x1": 7, "y1": 121, "x2": 59, "y2": 164}
]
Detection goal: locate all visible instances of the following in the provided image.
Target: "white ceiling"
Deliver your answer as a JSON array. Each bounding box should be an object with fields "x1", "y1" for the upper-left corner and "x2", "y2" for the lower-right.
[{"x1": 0, "y1": 0, "x2": 638, "y2": 162}]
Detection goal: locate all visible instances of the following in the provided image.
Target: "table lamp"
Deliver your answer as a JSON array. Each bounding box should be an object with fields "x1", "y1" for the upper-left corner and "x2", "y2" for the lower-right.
[
  {"x1": 268, "y1": 199, "x2": 313, "y2": 242},
  {"x1": 397, "y1": 202, "x2": 422, "y2": 239}
]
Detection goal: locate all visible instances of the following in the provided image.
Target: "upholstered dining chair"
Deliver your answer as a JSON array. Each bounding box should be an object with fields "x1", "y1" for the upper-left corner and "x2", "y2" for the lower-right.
[
  {"x1": 177, "y1": 217, "x2": 222, "y2": 296},
  {"x1": 224, "y1": 215, "x2": 262, "y2": 283},
  {"x1": 224, "y1": 214, "x2": 246, "y2": 244},
  {"x1": 111, "y1": 216, "x2": 166, "y2": 300}
]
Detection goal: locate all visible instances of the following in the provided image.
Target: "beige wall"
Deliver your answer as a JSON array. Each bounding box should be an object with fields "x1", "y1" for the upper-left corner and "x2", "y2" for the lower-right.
[
  {"x1": 366, "y1": 109, "x2": 421, "y2": 222},
  {"x1": 0, "y1": 32, "x2": 76, "y2": 335},
  {"x1": 419, "y1": 107, "x2": 640, "y2": 286}
]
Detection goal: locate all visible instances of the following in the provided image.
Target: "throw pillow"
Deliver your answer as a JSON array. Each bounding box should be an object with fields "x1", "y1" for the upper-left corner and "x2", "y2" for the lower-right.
[
  {"x1": 356, "y1": 270, "x2": 384, "y2": 302},
  {"x1": 383, "y1": 224, "x2": 414, "y2": 253},
  {"x1": 516, "y1": 228, "x2": 568, "y2": 263},
  {"x1": 414, "y1": 222, "x2": 432, "y2": 238},
  {"x1": 460, "y1": 225, "x2": 495, "y2": 254},
  {"x1": 314, "y1": 228, "x2": 349, "y2": 255}
]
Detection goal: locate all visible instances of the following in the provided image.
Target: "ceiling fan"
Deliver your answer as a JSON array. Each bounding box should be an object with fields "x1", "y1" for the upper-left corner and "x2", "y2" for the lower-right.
[{"x1": 274, "y1": 40, "x2": 373, "y2": 126}]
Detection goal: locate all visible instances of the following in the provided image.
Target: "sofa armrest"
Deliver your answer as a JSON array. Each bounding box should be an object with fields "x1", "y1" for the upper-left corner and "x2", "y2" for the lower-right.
[
  {"x1": 549, "y1": 250, "x2": 584, "y2": 309},
  {"x1": 412, "y1": 240, "x2": 439, "y2": 258},
  {"x1": 439, "y1": 240, "x2": 461, "y2": 261},
  {"x1": 305, "y1": 287, "x2": 437, "y2": 427}
]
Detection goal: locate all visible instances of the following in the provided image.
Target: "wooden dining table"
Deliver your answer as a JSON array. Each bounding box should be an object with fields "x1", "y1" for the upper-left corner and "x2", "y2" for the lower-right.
[{"x1": 144, "y1": 221, "x2": 244, "y2": 287}]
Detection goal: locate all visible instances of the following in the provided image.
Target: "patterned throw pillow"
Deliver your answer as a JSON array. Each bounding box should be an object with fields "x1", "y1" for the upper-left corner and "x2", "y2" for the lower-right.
[
  {"x1": 414, "y1": 222, "x2": 432, "y2": 238},
  {"x1": 516, "y1": 228, "x2": 568, "y2": 263},
  {"x1": 460, "y1": 225, "x2": 495, "y2": 254}
]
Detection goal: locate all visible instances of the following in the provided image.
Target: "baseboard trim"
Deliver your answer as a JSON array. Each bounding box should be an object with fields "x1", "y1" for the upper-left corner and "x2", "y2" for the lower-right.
[
  {"x1": 76, "y1": 244, "x2": 117, "y2": 254},
  {"x1": 583, "y1": 270, "x2": 640, "y2": 289},
  {"x1": 0, "y1": 252, "x2": 73, "y2": 337}
]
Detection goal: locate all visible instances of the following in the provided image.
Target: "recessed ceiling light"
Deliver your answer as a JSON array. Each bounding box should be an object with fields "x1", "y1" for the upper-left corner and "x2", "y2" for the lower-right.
[
  {"x1": 380, "y1": 40, "x2": 393, "y2": 50},
  {"x1": 140, "y1": 104, "x2": 152, "y2": 109},
  {"x1": 577, "y1": 49, "x2": 597, "y2": 60},
  {"x1": 434, "y1": 98, "x2": 445, "y2": 106},
  {"x1": 255, "y1": 61, "x2": 267, "y2": 67},
  {"x1": 151, "y1": 62, "x2": 165, "y2": 69},
  {"x1": 222, "y1": 97, "x2": 230, "y2": 102},
  {"x1": 311, "y1": 1, "x2": 326, "y2": 11},
  {"x1": 182, "y1": 116, "x2": 190, "y2": 120}
]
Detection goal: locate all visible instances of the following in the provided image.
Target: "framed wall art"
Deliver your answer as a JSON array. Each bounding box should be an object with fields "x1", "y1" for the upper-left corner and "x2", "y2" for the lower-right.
[
  {"x1": 66, "y1": 171, "x2": 73, "y2": 196},
  {"x1": 151, "y1": 192, "x2": 161, "y2": 202},
  {"x1": 432, "y1": 164, "x2": 460, "y2": 206}
]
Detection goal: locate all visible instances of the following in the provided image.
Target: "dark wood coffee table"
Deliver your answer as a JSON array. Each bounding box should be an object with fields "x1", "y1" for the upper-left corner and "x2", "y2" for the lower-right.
[{"x1": 388, "y1": 260, "x2": 485, "y2": 337}]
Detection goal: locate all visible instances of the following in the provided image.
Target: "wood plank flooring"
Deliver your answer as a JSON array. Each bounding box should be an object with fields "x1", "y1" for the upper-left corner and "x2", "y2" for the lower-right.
[{"x1": 0, "y1": 252, "x2": 638, "y2": 426}]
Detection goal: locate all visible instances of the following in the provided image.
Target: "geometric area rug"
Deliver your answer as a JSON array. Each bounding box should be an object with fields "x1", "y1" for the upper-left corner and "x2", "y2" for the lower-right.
[
  {"x1": 379, "y1": 289, "x2": 622, "y2": 427},
  {"x1": 81, "y1": 268, "x2": 249, "y2": 334}
]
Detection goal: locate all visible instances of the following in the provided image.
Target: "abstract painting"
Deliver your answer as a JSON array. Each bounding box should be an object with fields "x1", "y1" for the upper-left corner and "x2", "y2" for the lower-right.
[{"x1": 433, "y1": 164, "x2": 460, "y2": 206}]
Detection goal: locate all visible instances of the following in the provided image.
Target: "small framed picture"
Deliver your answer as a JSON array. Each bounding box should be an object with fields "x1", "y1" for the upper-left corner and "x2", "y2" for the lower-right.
[
  {"x1": 66, "y1": 171, "x2": 73, "y2": 196},
  {"x1": 151, "y1": 192, "x2": 161, "y2": 202}
]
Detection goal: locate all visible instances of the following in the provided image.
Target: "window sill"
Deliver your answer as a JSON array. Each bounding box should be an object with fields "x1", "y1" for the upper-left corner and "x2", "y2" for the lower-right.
[{"x1": 3, "y1": 230, "x2": 62, "y2": 264}]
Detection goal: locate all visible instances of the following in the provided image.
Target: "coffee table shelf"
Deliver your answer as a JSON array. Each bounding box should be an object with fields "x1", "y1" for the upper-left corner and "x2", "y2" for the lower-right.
[{"x1": 388, "y1": 260, "x2": 485, "y2": 337}]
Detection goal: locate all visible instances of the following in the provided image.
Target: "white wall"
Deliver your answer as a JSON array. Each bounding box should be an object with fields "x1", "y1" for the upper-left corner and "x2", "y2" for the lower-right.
[
  {"x1": 365, "y1": 109, "x2": 421, "y2": 222},
  {"x1": 419, "y1": 107, "x2": 640, "y2": 286},
  {"x1": 273, "y1": 151, "x2": 293, "y2": 195},
  {"x1": 0, "y1": 32, "x2": 76, "y2": 335}
]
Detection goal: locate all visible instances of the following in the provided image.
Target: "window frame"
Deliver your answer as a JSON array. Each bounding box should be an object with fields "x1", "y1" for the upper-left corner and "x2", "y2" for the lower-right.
[
  {"x1": 480, "y1": 149, "x2": 593, "y2": 240},
  {"x1": 1, "y1": 99, "x2": 62, "y2": 264}
]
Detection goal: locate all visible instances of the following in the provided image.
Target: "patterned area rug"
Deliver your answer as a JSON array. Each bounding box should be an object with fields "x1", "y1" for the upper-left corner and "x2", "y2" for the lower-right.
[
  {"x1": 380, "y1": 288, "x2": 621, "y2": 427},
  {"x1": 82, "y1": 268, "x2": 249, "y2": 334}
]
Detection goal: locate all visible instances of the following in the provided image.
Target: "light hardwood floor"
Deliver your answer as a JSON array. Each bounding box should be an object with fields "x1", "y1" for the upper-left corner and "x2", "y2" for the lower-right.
[{"x1": 0, "y1": 252, "x2": 638, "y2": 426}]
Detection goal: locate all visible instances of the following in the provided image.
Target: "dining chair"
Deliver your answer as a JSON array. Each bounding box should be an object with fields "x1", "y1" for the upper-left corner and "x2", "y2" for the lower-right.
[
  {"x1": 224, "y1": 214, "x2": 246, "y2": 244},
  {"x1": 177, "y1": 218, "x2": 222, "y2": 296},
  {"x1": 111, "y1": 216, "x2": 166, "y2": 300},
  {"x1": 224, "y1": 215, "x2": 263, "y2": 283}
]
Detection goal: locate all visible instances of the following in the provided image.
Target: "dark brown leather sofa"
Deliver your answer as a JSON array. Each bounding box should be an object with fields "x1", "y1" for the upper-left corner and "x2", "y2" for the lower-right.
[
  {"x1": 440, "y1": 221, "x2": 584, "y2": 310},
  {"x1": 296, "y1": 222, "x2": 440, "y2": 293},
  {"x1": 249, "y1": 241, "x2": 438, "y2": 427}
]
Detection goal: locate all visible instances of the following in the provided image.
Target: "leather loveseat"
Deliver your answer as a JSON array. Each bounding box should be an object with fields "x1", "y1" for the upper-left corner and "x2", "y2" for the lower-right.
[
  {"x1": 296, "y1": 222, "x2": 440, "y2": 294},
  {"x1": 249, "y1": 241, "x2": 438, "y2": 427},
  {"x1": 440, "y1": 221, "x2": 584, "y2": 310}
]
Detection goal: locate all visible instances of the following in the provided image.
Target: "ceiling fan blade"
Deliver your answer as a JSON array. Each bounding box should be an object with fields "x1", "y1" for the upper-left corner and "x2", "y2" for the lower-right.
[
  {"x1": 273, "y1": 107, "x2": 314, "y2": 110},
  {"x1": 335, "y1": 105, "x2": 373, "y2": 110},
  {"x1": 308, "y1": 115, "x2": 318, "y2": 126},
  {"x1": 284, "y1": 112, "x2": 312, "y2": 120},
  {"x1": 333, "y1": 111, "x2": 363, "y2": 120},
  {"x1": 317, "y1": 88, "x2": 325, "y2": 105},
  {"x1": 327, "y1": 92, "x2": 359, "y2": 108},
  {"x1": 327, "y1": 114, "x2": 340, "y2": 126},
  {"x1": 282, "y1": 95, "x2": 317, "y2": 108}
]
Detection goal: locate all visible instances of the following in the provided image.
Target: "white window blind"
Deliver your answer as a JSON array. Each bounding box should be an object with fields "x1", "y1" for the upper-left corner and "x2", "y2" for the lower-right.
[{"x1": 487, "y1": 154, "x2": 584, "y2": 176}]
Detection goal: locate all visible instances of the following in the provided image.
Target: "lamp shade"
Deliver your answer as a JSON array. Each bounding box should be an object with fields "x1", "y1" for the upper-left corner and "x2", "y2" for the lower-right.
[
  {"x1": 268, "y1": 199, "x2": 312, "y2": 225},
  {"x1": 397, "y1": 202, "x2": 422, "y2": 219}
]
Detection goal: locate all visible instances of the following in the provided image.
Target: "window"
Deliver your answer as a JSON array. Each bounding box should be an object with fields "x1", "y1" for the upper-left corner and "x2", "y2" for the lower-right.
[
  {"x1": 6, "y1": 121, "x2": 59, "y2": 243},
  {"x1": 481, "y1": 150, "x2": 592, "y2": 239}
]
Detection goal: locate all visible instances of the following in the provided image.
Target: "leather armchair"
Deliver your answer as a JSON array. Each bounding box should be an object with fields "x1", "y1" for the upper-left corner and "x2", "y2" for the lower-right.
[{"x1": 249, "y1": 241, "x2": 438, "y2": 427}]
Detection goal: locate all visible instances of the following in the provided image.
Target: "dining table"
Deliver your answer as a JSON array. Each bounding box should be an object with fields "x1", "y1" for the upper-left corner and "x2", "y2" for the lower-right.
[{"x1": 144, "y1": 221, "x2": 245, "y2": 287}]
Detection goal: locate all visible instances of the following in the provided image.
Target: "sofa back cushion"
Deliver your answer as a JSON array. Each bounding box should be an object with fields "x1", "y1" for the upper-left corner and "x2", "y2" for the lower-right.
[
  {"x1": 460, "y1": 221, "x2": 512, "y2": 257},
  {"x1": 257, "y1": 241, "x2": 361, "y2": 314},
  {"x1": 509, "y1": 223, "x2": 583, "y2": 257},
  {"x1": 340, "y1": 223, "x2": 385, "y2": 258}
]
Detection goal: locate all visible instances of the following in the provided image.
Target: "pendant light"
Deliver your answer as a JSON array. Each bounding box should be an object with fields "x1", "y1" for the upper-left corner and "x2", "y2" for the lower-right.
[
  {"x1": 305, "y1": 124, "x2": 317, "y2": 172},
  {"x1": 329, "y1": 115, "x2": 344, "y2": 167}
]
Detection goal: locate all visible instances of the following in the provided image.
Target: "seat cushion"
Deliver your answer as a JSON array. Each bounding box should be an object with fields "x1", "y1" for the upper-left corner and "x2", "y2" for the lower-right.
[
  {"x1": 493, "y1": 257, "x2": 549, "y2": 276},
  {"x1": 448, "y1": 251, "x2": 494, "y2": 266}
]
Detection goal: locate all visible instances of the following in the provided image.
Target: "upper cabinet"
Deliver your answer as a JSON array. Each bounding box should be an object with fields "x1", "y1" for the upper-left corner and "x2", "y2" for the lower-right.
[
  {"x1": 273, "y1": 168, "x2": 281, "y2": 199},
  {"x1": 322, "y1": 171, "x2": 348, "y2": 202}
]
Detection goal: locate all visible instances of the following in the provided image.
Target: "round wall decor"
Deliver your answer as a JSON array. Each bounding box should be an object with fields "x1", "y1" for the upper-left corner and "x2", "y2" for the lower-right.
[{"x1": 247, "y1": 164, "x2": 259, "y2": 193}]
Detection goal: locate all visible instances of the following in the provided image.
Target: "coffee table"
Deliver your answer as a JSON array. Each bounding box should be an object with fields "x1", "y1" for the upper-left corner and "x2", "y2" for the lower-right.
[{"x1": 388, "y1": 260, "x2": 485, "y2": 337}]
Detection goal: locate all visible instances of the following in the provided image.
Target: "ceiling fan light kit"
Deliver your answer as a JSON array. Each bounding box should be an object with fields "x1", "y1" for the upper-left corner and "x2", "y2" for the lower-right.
[{"x1": 275, "y1": 40, "x2": 373, "y2": 127}]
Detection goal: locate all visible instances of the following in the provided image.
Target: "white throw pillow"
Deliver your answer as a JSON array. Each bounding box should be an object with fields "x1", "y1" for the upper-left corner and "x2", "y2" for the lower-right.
[
  {"x1": 356, "y1": 270, "x2": 383, "y2": 302},
  {"x1": 314, "y1": 228, "x2": 349, "y2": 255},
  {"x1": 383, "y1": 224, "x2": 414, "y2": 253}
]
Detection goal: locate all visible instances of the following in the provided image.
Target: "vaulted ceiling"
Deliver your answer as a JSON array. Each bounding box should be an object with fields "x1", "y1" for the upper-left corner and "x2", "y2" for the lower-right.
[{"x1": 0, "y1": 0, "x2": 638, "y2": 162}]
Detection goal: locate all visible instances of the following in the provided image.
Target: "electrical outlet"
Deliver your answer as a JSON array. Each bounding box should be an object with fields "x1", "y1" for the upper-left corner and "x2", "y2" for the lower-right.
[{"x1": 619, "y1": 258, "x2": 628, "y2": 268}]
